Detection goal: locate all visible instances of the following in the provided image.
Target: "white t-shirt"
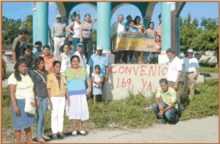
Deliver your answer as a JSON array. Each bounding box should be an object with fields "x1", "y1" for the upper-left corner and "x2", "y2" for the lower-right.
[
  {"x1": 111, "y1": 21, "x2": 125, "y2": 37},
  {"x1": 167, "y1": 56, "x2": 182, "y2": 82},
  {"x1": 181, "y1": 57, "x2": 200, "y2": 74},
  {"x1": 73, "y1": 51, "x2": 87, "y2": 69},
  {"x1": 60, "y1": 53, "x2": 71, "y2": 73},
  {"x1": 72, "y1": 21, "x2": 80, "y2": 38},
  {"x1": 92, "y1": 73, "x2": 103, "y2": 87}
]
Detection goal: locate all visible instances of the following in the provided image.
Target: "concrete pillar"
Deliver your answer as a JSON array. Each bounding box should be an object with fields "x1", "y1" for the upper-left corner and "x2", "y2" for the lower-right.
[
  {"x1": 161, "y1": 2, "x2": 171, "y2": 53},
  {"x1": 97, "y1": 2, "x2": 111, "y2": 54},
  {"x1": 143, "y1": 19, "x2": 151, "y2": 57},
  {"x1": 32, "y1": 2, "x2": 37, "y2": 53},
  {"x1": 35, "y1": 2, "x2": 48, "y2": 47},
  {"x1": 178, "y1": 15, "x2": 180, "y2": 55}
]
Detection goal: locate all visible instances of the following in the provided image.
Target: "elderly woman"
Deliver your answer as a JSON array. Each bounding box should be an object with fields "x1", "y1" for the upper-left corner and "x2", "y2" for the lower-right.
[
  {"x1": 8, "y1": 58, "x2": 36, "y2": 143},
  {"x1": 63, "y1": 55, "x2": 91, "y2": 136},
  {"x1": 79, "y1": 14, "x2": 97, "y2": 60},
  {"x1": 66, "y1": 14, "x2": 81, "y2": 53},
  {"x1": 58, "y1": 44, "x2": 71, "y2": 75},
  {"x1": 134, "y1": 16, "x2": 145, "y2": 64},
  {"x1": 31, "y1": 57, "x2": 50, "y2": 143}
]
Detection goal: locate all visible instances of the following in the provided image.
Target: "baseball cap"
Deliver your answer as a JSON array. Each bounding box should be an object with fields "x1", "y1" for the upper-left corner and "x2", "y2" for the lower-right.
[
  {"x1": 56, "y1": 14, "x2": 62, "y2": 19},
  {"x1": 97, "y1": 45, "x2": 103, "y2": 50},
  {"x1": 187, "y1": 49, "x2": 194, "y2": 53},
  {"x1": 19, "y1": 28, "x2": 29, "y2": 35},
  {"x1": 77, "y1": 43, "x2": 84, "y2": 47},
  {"x1": 35, "y1": 41, "x2": 42, "y2": 46}
]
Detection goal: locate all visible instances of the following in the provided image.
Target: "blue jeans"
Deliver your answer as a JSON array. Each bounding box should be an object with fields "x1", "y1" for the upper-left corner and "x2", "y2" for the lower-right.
[
  {"x1": 83, "y1": 38, "x2": 93, "y2": 61},
  {"x1": 36, "y1": 97, "x2": 48, "y2": 138},
  {"x1": 152, "y1": 102, "x2": 178, "y2": 122},
  {"x1": 149, "y1": 53, "x2": 159, "y2": 63},
  {"x1": 73, "y1": 38, "x2": 80, "y2": 53}
]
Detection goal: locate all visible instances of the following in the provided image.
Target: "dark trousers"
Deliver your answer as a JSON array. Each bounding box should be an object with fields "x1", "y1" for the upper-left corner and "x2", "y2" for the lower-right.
[{"x1": 83, "y1": 38, "x2": 93, "y2": 62}]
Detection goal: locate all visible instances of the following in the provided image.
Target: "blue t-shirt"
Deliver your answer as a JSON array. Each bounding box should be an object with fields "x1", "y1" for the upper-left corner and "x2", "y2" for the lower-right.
[
  {"x1": 125, "y1": 22, "x2": 130, "y2": 31},
  {"x1": 88, "y1": 54, "x2": 109, "y2": 77},
  {"x1": 129, "y1": 27, "x2": 138, "y2": 32}
]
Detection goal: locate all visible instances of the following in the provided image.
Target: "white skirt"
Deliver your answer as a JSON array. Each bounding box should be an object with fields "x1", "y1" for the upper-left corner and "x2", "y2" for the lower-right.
[{"x1": 66, "y1": 94, "x2": 89, "y2": 121}]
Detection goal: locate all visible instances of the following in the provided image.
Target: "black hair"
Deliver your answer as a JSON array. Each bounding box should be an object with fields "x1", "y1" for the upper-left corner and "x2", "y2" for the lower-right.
[
  {"x1": 14, "y1": 58, "x2": 28, "y2": 81},
  {"x1": 95, "y1": 65, "x2": 101, "y2": 70},
  {"x1": 129, "y1": 20, "x2": 135, "y2": 24},
  {"x1": 70, "y1": 55, "x2": 80, "y2": 62},
  {"x1": 53, "y1": 60, "x2": 61, "y2": 67},
  {"x1": 159, "y1": 78, "x2": 168, "y2": 84},
  {"x1": 155, "y1": 35, "x2": 161, "y2": 42},
  {"x1": 166, "y1": 48, "x2": 175, "y2": 54},
  {"x1": 126, "y1": 15, "x2": 132, "y2": 20},
  {"x1": 134, "y1": 16, "x2": 141, "y2": 25},
  {"x1": 23, "y1": 45, "x2": 32, "y2": 53},
  {"x1": 85, "y1": 14, "x2": 91, "y2": 18},
  {"x1": 60, "y1": 43, "x2": 70, "y2": 53},
  {"x1": 35, "y1": 41, "x2": 42, "y2": 46},
  {"x1": 75, "y1": 14, "x2": 80, "y2": 18},
  {"x1": 148, "y1": 22, "x2": 155, "y2": 28},
  {"x1": 43, "y1": 45, "x2": 50, "y2": 50},
  {"x1": 34, "y1": 56, "x2": 45, "y2": 71}
]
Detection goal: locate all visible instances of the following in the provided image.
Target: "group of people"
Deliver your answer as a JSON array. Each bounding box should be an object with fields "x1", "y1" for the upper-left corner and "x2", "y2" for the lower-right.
[
  {"x1": 7, "y1": 12, "x2": 200, "y2": 143},
  {"x1": 111, "y1": 14, "x2": 162, "y2": 64},
  {"x1": 153, "y1": 48, "x2": 200, "y2": 124},
  {"x1": 9, "y1": 25, "x2": 110, "y2": 142}
]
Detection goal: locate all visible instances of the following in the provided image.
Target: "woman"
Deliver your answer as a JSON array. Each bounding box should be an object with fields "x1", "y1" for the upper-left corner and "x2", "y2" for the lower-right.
[
  {"x1": 47, "y1": 61, "x2": 70, "y2": 139},
  {"x1": 79, "y1": 14, "x2": 97, "y2": 60},
  {"x1": 8, "y1": 58, "x2": 36, "y2": 143},
  {"x1": 31, "y1": 57, "x2": 50, "y2": 143},
  {"x1": 144, "y1": 22, "x2": 157, "y2": 37},
  {"x1": 63, "y1": 55, "x2": 91, "y2": 136},
  {"x1": 149, "y1": 35, "x2": 161, "y2": 64},
  {"x1": 58, "y1": 44, "x2": 71, "y2": 74},
  {"x1": 134, "y1": 16, "x2": 145, "y2": 64},
  {"x1": 66, "y1": 14, "x2": 81, "y2": 53}
]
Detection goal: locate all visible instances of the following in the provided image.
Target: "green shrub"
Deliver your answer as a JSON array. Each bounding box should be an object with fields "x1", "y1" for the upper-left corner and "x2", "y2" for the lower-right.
[{"x1": 6, "y1": 71, "x2": 14, "y2": 79}]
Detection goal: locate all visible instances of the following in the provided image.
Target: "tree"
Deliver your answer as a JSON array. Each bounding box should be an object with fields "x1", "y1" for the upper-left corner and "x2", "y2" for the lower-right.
[
  {"x1": 2, "y1": 16, "x2": 22, "y2": 44},
  {"x1": 92, "y1": 29, "x2": 97, "y2": 43}
]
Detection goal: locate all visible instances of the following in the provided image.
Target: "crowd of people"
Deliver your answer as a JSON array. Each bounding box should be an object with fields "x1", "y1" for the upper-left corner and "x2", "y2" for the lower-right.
[{"x1": 6, "y1": 12, "x2": 200, "y2": 143}]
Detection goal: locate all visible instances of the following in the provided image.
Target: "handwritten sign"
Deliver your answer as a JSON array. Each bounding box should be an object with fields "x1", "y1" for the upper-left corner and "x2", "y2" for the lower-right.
[
  {"x1": 112, "y1": 32, "x2": 157, "y2": 52},
  {"x1": 103, "y1": 64, "x2": 168, "y2": 100}
]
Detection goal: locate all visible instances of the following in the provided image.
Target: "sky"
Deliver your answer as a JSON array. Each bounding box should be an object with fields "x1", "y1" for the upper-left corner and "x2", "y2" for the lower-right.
[{"x1": 2, "y1": 2, "x2": 219, "y2": 32}]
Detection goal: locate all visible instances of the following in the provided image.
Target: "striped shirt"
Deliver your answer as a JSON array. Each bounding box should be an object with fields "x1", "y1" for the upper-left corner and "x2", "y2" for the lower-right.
[{"x1": 82, "y1": 23, "x2": 93, "y2": 38}]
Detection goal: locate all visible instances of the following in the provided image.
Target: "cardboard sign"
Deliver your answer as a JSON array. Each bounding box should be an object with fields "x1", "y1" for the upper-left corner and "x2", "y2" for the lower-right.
[
  {"x1": 112, "y1": 32, "x2": 157, "y2": 52},
  {"x1": 103, "y1": 64, "x2": 168, "y2": 100}
]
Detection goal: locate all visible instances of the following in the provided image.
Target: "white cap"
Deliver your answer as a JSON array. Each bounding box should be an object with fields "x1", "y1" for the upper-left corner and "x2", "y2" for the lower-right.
[
  {"x1": 56, "y1": 14, "x2": 62, "y2": 18},
  {"x1": 97, "y1": 45, "x2": 103, "y2": 50},
  {"x1": 187, "y1": 49, "x2": 194, "y2": 53}
]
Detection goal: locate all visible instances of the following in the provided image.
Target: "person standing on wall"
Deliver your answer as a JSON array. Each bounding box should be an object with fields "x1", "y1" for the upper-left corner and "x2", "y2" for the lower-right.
[
  {"x1": 73, "y1": 43, "x2": 87, "y2": 69},
  {"x1": 125, "y1": 15, "x2": 132, "y2": 32},
  {"x1": 66, "y1": 14, "x2": 81, "y2": 54},
  {"x1": 158, "y1": 14, "x2": 162, "y2": 37},
  {"x1": 182, "y1": 49, "x2": 200, "y2": 100},
  {"x1": 52, "y1": 14, "x2": 68, "y2": 59},
  {"x1": 12, "y1": 28, "x2": 29, "y2": 63},
  {"x1": 166, "y1": 48, "x2": 182, "y2": 115},
  {"x1": 111, "y1": 14, "x2": 125, "y2": 64},
  {"x1": 79, "y1": 14, "x2": 97, "y2": 61}
]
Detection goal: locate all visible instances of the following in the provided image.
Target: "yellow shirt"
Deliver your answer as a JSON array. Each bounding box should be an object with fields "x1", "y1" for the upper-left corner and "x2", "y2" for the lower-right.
[
  {"x1": 47, "y1": 73, "x2": 66, "y2": 97},
  {"x1": 8, "y1": 73, "x2": 34, "y2": 99}
]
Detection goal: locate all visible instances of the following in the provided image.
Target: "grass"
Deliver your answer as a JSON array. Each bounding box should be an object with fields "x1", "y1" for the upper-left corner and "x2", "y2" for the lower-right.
[
  {"x1": 6, "y1": 71, "x2": 14, "y2": 79},
  {"x1": 2, "y1": 79, "x2": 219, "y2": 139},
  {"x1": 199, "y1": 63, "x2": 219, "y2": 73}
]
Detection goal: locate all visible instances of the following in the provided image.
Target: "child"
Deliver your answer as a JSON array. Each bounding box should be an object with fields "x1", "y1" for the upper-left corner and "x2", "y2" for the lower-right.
[
  {"x1": 34, "y1": 41, "x2": 43, "y2": 58},
  {"x1": 40, "y1": 45, "x2": 56, "y2": 73},
  {"x1": 19, "y1": 46, "x2": 34, "y2": 75},
  {"x1": 91, "y1": 65, "x2": 103, "y2": 103}
]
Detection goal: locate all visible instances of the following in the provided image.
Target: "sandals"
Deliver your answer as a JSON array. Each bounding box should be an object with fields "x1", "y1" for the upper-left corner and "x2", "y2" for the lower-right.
[
  {"x1": 42, "y1": 135, "x2": 50, "y2": 140},
  {"x1": 37, "y1": 138, "x2": 45, "y2": 143},
  {"x1": 72, "y1": 131, "x2": 77, "y2": 136},
  {"x1": 79, "y1": 130, "x2": 87, "y2": 135}
]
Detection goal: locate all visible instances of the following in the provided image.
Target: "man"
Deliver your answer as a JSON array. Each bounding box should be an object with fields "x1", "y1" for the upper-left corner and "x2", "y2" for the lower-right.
[
  {"x1": 158, "y1": 14, "x2": 162, "y2": 37},
  {"x1": 12, "y1": 28, "x2": 29, "y2": 63},
  {"x1": 125, "y1": 15, "x2": 132, "y2": 31},
  {"x1": 52, "y1": 14, "x2": 68, "y2": 59},
  {"x1": 182, "y1": 49, "x2": 200, "y2": 100},
  {"x1": 88, "y1": 45, "x2": 109, "y2": 99},
  {"x1": 33, "y1": 41, "x2": 43, "y2": 58},
  {"x1": 166, "y1": 48, "x2": 182, "y2": 107},
  {"x1": 73, "y1": 43, "x2": 87, "y2": 69},
  {"x1": 111, "y1": 14, "x2": 125, "y2": 63},
  {"x1": 152, "y1": 78, "x2": 179, "y2": 124}
]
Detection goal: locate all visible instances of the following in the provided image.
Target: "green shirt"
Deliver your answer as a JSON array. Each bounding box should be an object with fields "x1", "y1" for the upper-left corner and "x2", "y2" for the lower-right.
[{"x1": 156, "y1": 87, "x2": 178, "y2": 109}]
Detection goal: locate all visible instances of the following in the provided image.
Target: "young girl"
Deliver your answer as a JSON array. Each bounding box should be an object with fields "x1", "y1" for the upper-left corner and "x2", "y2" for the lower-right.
[{"x1": 91, "y1": 65, "x2": 103, "y2": 103}]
